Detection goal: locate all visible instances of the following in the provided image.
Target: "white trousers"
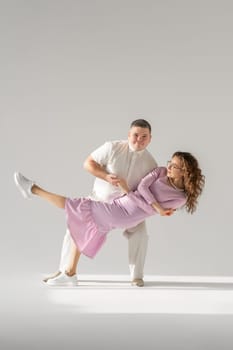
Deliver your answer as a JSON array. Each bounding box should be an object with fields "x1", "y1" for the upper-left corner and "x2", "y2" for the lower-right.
[{"x1": 59, "y1": 221, "x2": 148, "y2": 280}]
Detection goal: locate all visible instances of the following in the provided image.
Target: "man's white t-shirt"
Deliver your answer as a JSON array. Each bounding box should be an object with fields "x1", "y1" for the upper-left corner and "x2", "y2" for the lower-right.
[{"x1": 89, "y1": 140, "x2": 157, "y2": 202}]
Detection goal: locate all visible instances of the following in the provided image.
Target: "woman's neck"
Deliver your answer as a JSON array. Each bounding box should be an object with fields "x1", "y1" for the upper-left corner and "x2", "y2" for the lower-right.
[{"x1": 168, "y1": 177, "x2": 184, "y2": 191}]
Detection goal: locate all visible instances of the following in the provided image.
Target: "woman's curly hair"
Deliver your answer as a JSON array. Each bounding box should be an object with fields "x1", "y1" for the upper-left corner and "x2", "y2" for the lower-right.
[{"x1": 172, "y1": 151, "x2": 205, "y2": 214}]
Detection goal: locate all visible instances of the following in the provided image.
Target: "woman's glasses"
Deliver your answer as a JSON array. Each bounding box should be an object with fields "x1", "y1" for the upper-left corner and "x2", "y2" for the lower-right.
[{"x1": 167, "y1": 161, "x2": 182, "y2": 170}]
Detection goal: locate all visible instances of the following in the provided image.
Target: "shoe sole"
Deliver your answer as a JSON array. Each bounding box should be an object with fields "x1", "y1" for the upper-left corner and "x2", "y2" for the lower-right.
[{"x1": 46, "y1": 281, "x2": 78, "y2": 286}]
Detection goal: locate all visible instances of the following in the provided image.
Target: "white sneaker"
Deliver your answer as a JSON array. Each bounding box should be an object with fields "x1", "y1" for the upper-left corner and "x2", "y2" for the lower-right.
[
  {"x1": 43, "y1": 271, "x2": 62, "y2": 283},
  {"x1": 14, "y1": 172, "x2": 34, "y2": 199},
  {"x1": 46, "y1": 272, "x2": 78, "y2": 286}
]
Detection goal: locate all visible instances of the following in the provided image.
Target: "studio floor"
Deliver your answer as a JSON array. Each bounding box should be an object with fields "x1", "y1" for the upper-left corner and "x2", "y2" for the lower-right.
[{"x1": 2, "y1": 274, "x2": 233, "y2": 350}]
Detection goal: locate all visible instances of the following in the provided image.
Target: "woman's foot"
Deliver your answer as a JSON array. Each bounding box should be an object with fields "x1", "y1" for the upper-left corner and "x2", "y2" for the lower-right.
[
  {"x1": 43, "y1": 271, "x2": 62, "y2": 283},
  {"x1": 14, "y1": 172, "x2": 34, "y2": 199},
  {"x1": 46, "y1": 271, "x2": 78, "y2": 286}
]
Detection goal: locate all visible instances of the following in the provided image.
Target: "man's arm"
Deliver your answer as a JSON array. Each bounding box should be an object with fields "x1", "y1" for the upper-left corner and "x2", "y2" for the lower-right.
[{"x1": 83, "y1": 155, "x2": 121, "y2": 186}]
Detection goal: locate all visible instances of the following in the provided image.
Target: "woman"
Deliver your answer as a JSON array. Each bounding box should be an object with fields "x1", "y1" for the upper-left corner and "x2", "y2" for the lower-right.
[{"x1": 14, "y1": 151, "x2": 205, "y2": 262}]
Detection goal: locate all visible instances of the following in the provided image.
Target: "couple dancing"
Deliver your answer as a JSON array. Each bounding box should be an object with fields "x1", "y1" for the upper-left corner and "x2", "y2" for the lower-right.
[{"x1": 14, "y1": 119, "x2": 205, "y2": 287}]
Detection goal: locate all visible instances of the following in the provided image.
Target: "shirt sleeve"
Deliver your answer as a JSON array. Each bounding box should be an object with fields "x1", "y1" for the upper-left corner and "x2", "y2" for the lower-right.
[
  {"x1": 90, "y1": 141, "x2": 113, "y2": 166},
  {"x1": 137, "y1": 167, "x2": 164, "y2": 205}
]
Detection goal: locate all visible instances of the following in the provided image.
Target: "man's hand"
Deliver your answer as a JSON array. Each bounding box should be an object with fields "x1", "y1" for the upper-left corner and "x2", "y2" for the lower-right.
[{"x1": 105, "y1": 174, "x2": 121, "y2": 186}]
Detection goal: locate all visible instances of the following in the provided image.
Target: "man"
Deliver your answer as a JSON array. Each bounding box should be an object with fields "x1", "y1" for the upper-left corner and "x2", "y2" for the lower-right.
[{"x1": 44, "y1": 119, "x2": 157, "y2": 287}]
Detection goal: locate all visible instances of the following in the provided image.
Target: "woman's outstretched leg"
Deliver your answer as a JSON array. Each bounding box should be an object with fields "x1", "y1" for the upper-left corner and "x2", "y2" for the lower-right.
[
  {"x1": 32, "y1": 185, "x2": 66, "y2": 209},
  {"x1": 14, "y1": 172, "x2": 66, "y2": 209},
  {"x1": 15, "y1": 172, "x2": 80, "y2": 286}
]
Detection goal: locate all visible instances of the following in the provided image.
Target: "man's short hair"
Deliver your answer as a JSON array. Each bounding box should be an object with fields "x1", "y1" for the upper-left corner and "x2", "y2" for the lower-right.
[{"x1": 130, "y1": 119, "x2": 152, "y2": 133}]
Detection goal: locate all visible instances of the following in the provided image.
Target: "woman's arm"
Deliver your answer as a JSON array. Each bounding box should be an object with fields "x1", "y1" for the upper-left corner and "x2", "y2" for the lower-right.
[
  {"x1": 117, "y1": 178, "x2": 130, "y2": 194},
  {"x1": 117, "y1": 168, "x2": 161, "y2": 197},
  {"x1": 151, "y1": 202, "x2": 175, "y2": 216},
  {"x1": 138, "y1": 167, "x2": 175, "y2": 216},
  {"x1": 137, "y1": 167, "x2": 164, "y2": 204}
]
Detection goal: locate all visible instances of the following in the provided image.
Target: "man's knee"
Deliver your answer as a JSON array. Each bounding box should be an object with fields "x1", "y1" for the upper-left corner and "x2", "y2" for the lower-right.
[{"x1": 123, "y1": 221, "x2": 147, "y2": 239}]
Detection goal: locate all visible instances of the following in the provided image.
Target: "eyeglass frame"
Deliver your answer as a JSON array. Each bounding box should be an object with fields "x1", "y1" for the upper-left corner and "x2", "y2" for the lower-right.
[{"x1": 167, "y1": 160, "x2": 183, "y2": 171}]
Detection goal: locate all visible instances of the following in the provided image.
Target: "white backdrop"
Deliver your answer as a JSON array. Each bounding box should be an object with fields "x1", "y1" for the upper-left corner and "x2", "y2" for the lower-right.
[{"x1": 1, "y1": 0, "x2": 233, "y2": 277}]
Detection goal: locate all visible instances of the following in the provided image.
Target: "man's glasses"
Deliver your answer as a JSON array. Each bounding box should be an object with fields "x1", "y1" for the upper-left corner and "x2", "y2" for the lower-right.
[{"x1": 167, "y1": 160, "x2": 182, "y2": 170}]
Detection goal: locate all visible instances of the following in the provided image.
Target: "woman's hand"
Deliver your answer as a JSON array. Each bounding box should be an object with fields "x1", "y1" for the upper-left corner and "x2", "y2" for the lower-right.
[
  {"x1": 151, "y1": 202, "x2": 176, "y2": 216},
  {"x1": 157, "y1": 207, "x2": 175, "y2": 216},
  {"x1": 163, "y1": 208, "x2": 176, "y2": 216}
]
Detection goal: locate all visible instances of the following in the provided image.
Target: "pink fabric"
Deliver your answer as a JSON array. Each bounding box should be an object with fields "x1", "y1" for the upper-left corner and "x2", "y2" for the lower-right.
[
  {"x1": 65, "y1": 198, "x2": 107, "y2": 258},
  {"x1": 65, "y1": 167, "x2": 187, "y2": 258}
]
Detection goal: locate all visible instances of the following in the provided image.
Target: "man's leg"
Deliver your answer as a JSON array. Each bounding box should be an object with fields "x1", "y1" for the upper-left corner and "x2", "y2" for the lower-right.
[{"x1": 123, "y1": 221, "x2": 148, "y2": 287}]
